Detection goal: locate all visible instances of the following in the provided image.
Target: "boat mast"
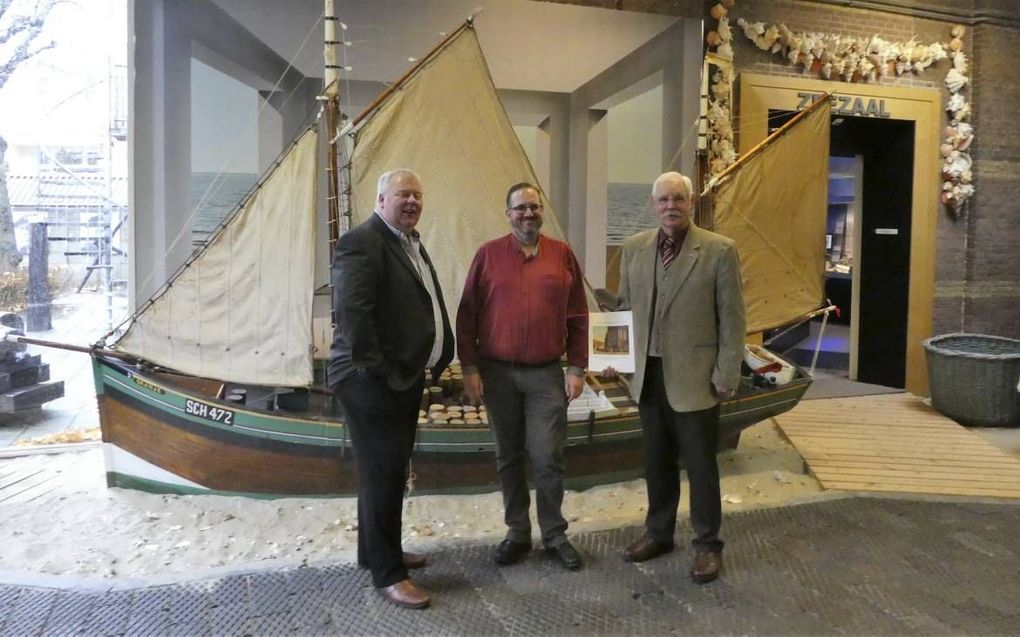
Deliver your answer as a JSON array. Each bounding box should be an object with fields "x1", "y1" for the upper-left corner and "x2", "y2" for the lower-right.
[{"x1": 323, "y1": 0, "x2": 343, "y2": 253}]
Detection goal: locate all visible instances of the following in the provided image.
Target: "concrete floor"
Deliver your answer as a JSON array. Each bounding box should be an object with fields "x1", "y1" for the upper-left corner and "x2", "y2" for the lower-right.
[{"x1": 2, "y1": 497, "x2": 1020, "y2": 636}]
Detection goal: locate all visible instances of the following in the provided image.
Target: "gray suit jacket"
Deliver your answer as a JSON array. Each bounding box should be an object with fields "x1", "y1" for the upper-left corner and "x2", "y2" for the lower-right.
[{"x1": 615, "y1": 224, "x2": 746, "y2": 412}]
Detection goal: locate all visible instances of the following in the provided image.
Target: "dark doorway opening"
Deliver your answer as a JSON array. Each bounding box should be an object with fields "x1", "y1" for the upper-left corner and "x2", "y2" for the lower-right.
[{"x1": 766, "y1": 110, "x2": 914, "y2": 389}]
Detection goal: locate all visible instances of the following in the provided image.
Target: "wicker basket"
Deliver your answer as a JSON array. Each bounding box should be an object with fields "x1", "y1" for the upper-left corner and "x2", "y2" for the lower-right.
[{"x1": 923, "y1": 333, "x2": 1020, "y2": 427}]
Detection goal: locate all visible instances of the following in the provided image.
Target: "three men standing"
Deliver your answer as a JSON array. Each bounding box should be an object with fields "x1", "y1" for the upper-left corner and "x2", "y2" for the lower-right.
[
  {"x1": 329, "y1": 169, "x2": 453, "y2": 609},
  {"x1": 457, "y1": 182, "x2": 589, "y2": 571},
  {"x1": 605, "y1": 171, "x2": 746, "y2": 584},
  {"x1": 330, "y1": 168, "x2": 743, "y2": 609}
]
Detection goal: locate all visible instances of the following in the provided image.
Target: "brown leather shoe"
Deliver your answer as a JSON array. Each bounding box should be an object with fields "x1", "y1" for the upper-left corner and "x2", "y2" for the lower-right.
[
  {"x1": 623, "y1": 537, "x2": 674, "y2": 563},
  {"x1": 690, "y1": 550, "x2": 722, "y2": 584},
  {"x1": 377, "y1": 579, "x2": 431, "y2": 609},
  {"x1": 402, "y1": 551, "x2": 428, "y2": 569}
]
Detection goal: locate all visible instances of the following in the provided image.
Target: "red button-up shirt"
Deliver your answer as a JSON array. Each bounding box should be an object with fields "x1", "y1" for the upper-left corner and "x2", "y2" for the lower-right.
[{"x1": 457, "y1": 234, "x2": 588, "y2": 370}]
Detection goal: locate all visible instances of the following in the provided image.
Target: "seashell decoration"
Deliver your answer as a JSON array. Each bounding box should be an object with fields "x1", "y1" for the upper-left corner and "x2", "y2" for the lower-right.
[
  {"x1": 731, "y1": 16, "x2": 975, "y2": 214},
  {"x1": 941, "y1": 25, "x2": 974, "y2": 215},
  {"x1": 704, "y1": 8, "x2": 737, "y2": 180},
  {"x1": 718, "y1": 16, "x2": 732, "y2": 42},
  {"x1": 707, "y1": 12, "x2": 976, "y2": 210},
  {"x1": 735, "y1": 19, "x2": 948, "y2": 82},
  {"x1": 945, "y1": 68, "x2": 968, "y2": 93}
]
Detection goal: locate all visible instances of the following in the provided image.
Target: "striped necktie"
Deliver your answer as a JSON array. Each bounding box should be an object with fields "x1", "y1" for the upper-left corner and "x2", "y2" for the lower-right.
[{"x1": 660, "y1": 235, "x2": 675, "y2": 269}]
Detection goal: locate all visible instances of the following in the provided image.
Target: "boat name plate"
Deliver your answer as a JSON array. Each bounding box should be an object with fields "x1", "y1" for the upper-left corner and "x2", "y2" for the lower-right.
[
  {"x1": 130, "y1": 374, "x2": 165, "y2": 395},
  {"x1": 185, "y1": 399, "x2": 235, "y2": 425}
]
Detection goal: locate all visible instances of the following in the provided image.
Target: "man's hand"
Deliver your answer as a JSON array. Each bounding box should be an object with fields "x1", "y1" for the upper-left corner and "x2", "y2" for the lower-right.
[
  {"x1": 713, "y1": 379, "x2": 736, "y2": 399},
  {"x1": 565, "y1": 373, "x2": 584, "y2": 401},
  {"x1": 463, "y1": 371, "x2": 484, "y2": 406},
  {"x1": 599, "y1": 366, "x2": 619, "y2": 379}
]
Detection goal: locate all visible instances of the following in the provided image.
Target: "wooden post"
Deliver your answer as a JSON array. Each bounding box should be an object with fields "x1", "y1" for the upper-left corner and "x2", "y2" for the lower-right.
[{"x1": 26, "y1": 222, "x2": 51, "y2": 332}]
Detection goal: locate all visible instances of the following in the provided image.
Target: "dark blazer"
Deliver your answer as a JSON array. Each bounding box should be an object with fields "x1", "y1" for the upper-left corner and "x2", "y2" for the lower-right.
[{"x1": 328, "y1": 213, "x2": 454, "y2": 390}]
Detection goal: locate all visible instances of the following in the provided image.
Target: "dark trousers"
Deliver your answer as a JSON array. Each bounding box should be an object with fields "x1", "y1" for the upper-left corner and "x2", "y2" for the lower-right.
[
  {"x1": 334, "y1": 371, "x2": 424, "y2": 587},
  {"x1": 478, "y1": 359, "x2": 569, "y2": 548},
  {"x1": 639, "y1": 357, "x2": 724, "y2": 553}
]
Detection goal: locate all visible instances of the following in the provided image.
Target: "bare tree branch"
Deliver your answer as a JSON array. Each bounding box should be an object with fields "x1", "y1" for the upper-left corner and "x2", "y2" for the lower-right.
[
  {"x1": 0, "y1": 0, "x2": 58, "y2": 272},
  {"x1": 0, "y1": 38, "x2": 54, "y2": 85}
]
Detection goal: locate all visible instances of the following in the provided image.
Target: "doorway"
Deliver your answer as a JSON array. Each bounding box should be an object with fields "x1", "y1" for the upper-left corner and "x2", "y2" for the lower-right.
[
  {"x1": 832, "y1": 116, "x2": 914, "y2": 388},
  {"x1": 738, "y1": 74, "x2": 940, "y2": 395},
  {"x1": 766, "y1": 111, "x2": 914, "y2": 389}
]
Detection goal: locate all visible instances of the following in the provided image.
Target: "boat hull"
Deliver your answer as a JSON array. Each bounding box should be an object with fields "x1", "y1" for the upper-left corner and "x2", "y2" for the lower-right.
[{"x1": 94, "y1": 355, "x2": 810, "y2": 497}]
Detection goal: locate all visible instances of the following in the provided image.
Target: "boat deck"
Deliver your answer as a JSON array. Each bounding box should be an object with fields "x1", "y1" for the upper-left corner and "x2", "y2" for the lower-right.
[{"x1": 775, "y1": 393, "x2": 1020, "y2": 499}]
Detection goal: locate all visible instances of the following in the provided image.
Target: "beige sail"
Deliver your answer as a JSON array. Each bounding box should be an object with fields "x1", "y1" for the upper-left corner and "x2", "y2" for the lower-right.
[
  {"x1": 113, "y1": 128, "x2": 319, "y2": 386},
  {"x1": 710, "y1": 100, "x2": 831, "y2": 333},
  {"x1": 346, "y1": 25, "x2": 568, "y2": 319}
]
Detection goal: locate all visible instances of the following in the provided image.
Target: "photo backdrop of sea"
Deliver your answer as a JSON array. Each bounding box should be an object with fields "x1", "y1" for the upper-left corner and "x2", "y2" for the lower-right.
[
  {"x1": 189, "y1": 176, "x2": 655, "y2": 247},
  {"x1": 189, "y1": 172, "x2": 258, "y2": 246},
  {"x1": 607, "y1": 182, "x2": 657, "y2": 244}
]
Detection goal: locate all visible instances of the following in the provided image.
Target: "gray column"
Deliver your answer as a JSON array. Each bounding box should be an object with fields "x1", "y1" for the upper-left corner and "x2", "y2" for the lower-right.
[
  {"x1": 261, "y1": 77, "x2": 322, "y2": 171},
  {"x1": 129, "y1": 0, "x2": 192, "y2": 308},
  {"x1": 663, "y1": 19, "x2": 703, "y2": 179},
  {"x1": 545, "y1": 102, "x2": 570, "y2": 232},
  {"x1": 257, "y1": 90, "x2": 284, "y2": 174},
  {"x1": 567, "y1": 106, "x2": 609, "y2": 285}
]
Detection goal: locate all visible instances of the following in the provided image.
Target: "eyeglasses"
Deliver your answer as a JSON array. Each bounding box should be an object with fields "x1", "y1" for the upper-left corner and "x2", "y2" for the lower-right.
[{"x1": 509, "y1": 203, "x2": 543, "y2": 213}]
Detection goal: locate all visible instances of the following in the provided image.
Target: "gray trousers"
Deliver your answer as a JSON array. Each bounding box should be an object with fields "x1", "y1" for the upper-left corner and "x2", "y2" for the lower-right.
[{"x1": 478, "y1": 358, "x2": 569, "y2": 548}]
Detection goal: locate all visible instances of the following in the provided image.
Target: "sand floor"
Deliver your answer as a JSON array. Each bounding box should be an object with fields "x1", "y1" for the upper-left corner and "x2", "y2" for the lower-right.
[{"x1": 0, "y1": 419, "x2": 839, "y2": 583}]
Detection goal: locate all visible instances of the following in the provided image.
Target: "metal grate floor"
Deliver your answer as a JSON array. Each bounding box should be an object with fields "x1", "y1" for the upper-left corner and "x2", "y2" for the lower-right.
[{"x1": 2, "y1": 497, "x2": 1020, "y2": 636}]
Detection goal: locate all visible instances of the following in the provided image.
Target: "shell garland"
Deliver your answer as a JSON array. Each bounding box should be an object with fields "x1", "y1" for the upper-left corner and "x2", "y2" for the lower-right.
[
  {"x1": 702, "y1": 5, "x2": 975, "y2": 213},
  {"x1": 941, "y1": 28, "x2": 972, "y2": 215}
]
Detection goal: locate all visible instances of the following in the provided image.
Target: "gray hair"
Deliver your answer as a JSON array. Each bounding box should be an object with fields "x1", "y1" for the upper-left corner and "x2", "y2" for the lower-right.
[
  {"x1": 651, "y1": 171, "x2": 693, "y2": 197},
  {"x1": 377, "y1": 168, "x2": 422, "y2": 198}
]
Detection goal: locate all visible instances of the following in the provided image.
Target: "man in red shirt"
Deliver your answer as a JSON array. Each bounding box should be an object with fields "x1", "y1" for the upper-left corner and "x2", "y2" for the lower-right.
[{"x1": 457, "y1": 182, "x2": 588, "y2": 570}]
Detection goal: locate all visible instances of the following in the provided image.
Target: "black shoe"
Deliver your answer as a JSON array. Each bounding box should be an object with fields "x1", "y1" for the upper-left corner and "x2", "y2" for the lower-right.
[
  {"x1": 546, "y1": 541, "x2": 582, "y2": 571},
  {"x1": 494, "y1": 539, "x2": 531, "y2": 565}
]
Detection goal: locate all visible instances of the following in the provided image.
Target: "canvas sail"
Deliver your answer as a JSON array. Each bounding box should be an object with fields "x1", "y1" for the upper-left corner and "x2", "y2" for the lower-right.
[
  {"x1": 112, "y1": 128, "x2": 319, "y2": 386},
  {"x1": 709, "y1": 100, "x2": 831, "y2": 333},
  {"x1": 346, "y1": 25, "x2": 568, "y2": 319}
]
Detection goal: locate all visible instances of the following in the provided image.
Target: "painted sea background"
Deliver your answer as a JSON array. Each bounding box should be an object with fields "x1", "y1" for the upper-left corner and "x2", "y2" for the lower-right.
[
  {"x1": 190, "y1": 174, "x2": 656, "y2": 246},
  {"x1": 189, "y1": 172, "x2": 257, "y2": 245},
  {"x1": 606, "y1": 182, "x2": 657, "y2": 243}
]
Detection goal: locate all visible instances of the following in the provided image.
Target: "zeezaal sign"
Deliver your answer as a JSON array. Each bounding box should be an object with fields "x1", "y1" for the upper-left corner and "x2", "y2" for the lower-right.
[{"x1": 797, "y1": 92, "x2": 892, "y2": 118}]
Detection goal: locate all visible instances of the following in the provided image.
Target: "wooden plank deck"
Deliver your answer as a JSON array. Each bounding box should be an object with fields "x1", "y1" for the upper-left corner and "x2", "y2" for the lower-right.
[
  {"x1": 774, "y1": 393, "x2": 1020, "y2": 499},
  {"x1": 0, "y1": 463, "x2": 61, "y2": 504}
]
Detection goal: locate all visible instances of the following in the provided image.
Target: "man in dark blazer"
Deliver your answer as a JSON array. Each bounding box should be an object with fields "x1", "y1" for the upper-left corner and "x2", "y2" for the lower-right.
[
  {"x1": 329, "y1": 168, "x2": 454, "y2": 609},
  {"x1": 600, "y1": 171, "x2": 745, "y2": 584}
]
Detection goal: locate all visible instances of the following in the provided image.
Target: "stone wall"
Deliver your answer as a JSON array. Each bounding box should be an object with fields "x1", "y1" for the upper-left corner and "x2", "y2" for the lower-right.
[{"x1": 543, "y1": 0, "x2": 1020, "y2": 340}]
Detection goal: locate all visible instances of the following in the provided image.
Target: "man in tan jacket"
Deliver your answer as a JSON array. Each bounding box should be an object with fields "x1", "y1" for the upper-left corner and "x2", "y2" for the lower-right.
[{"x1": 600, "y1": 171, "x2": 745, "y2": 584}]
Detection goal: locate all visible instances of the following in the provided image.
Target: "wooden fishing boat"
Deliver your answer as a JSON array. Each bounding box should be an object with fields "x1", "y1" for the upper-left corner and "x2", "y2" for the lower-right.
[
  {"x1": 13, "y1": 6, "x2": 829, "y2": 497},
  {"x1": 88, "y1": 351, "x2": 811, "y2": 495}
]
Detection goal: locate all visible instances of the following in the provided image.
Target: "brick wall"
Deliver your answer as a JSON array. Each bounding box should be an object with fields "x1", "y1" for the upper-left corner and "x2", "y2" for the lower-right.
[
  {"x1": 544, "y1": 0, "x2": 1020, "y2": 340},
  {"x1": 958, "y1": 20, "x2": 1020, "y2": 338}
]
